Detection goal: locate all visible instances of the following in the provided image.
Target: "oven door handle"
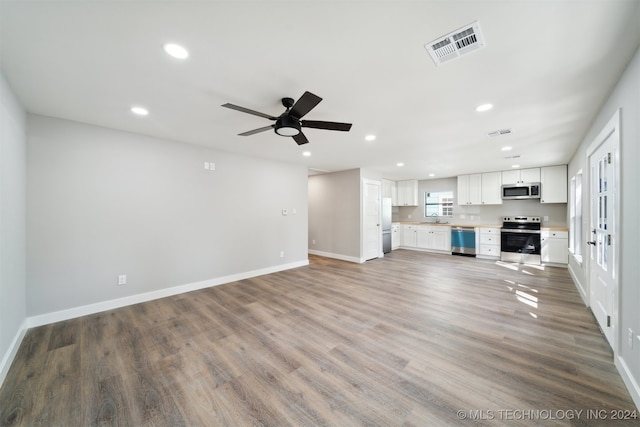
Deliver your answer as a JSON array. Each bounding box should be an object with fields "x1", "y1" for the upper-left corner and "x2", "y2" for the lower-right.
[{"x1": 500, "y1": 229, "x2": 541, "y2": 234}]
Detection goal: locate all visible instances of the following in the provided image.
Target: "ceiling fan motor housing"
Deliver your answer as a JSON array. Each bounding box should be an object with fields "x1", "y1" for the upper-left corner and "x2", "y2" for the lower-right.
[
  {"x1": 275, "y1": 115, "x2": 301, "y2": 136},
  {"x1": 281, "y1": 97, "x2": 295, "y2": 109}
]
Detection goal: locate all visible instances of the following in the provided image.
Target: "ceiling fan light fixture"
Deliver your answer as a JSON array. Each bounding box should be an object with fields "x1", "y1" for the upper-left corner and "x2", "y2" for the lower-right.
[{"x1": 275, "y1": 116, "x2": 301, "y2": 136}]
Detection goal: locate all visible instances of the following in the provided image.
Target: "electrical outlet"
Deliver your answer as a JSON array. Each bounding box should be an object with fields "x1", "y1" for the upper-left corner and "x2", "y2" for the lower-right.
[
  {"x1": 280, "y1": 251, "x2": 284, "y2": 258},
  {"x1": 544, "y1": 216, "x2": 549, "y2": 221},
  {"x1": 312, "y1": 239, "x2": 316, "y2": 245},
  {"x1": 209, "y1": 162, "x2": 215, "y2": 171},
  {"x1": 204, "y1": 162, "x2": 209, "y2": 170},
  {"x1": 118, "y1": 274, "x2": 127, "y2": 286},
  {"x1": 408, "y1": 214, "x2": 411, "y2": 219},
  {"x1": 628, "y1": 328, "x2": 634, "y2": 348}
]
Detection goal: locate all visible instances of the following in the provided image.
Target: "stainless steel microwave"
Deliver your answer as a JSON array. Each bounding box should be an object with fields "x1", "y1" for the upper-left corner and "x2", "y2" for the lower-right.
[{"x1": 501, "y1": 183, "x2": 541, "y2": 200}]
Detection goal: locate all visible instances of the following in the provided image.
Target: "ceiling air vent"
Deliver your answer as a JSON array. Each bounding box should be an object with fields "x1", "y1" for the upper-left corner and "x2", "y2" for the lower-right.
[
  {"x1": 425, "y1": 21, "x2": 485, "y2": 66},
  {"x1": 488, "y1": 128, "x2": 512, "y2": 137}
]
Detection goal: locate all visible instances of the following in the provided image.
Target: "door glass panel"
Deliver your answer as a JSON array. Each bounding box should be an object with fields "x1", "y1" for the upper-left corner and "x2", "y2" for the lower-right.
[
  {"x1": 595, "y1": 153, "x2": 609, "y2": 270},
  {"x1": 603, "y1": 195, "x2": 608, "y2": 231}
]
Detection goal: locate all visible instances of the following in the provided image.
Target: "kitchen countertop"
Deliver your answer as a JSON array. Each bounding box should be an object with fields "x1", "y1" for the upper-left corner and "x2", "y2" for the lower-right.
[
  {"x1": 395, "y1": 222, "x2": 499, "y2": 228},
  {"x1": 394, "y1": 222, "x2": 568, "y2": 231}
]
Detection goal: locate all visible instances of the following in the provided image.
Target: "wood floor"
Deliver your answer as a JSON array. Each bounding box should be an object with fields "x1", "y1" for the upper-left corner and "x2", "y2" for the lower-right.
[{"x1": 1, "y1": 251, "x2": 637, "y2": 426}]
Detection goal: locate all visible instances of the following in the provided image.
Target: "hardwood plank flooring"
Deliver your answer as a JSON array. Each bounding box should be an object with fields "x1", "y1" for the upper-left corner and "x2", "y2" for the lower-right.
[{"x1": 1, "y1": 251, "x2": 638, "y2": 426}]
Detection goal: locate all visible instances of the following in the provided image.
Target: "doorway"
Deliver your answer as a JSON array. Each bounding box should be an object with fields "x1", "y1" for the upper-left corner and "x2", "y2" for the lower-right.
[
  {"x1": 362, "y1": 179, "x2": 381, "y2": 261},
  {"x1": 587, "y1": 110, "x2": 620, "y2": 349}
]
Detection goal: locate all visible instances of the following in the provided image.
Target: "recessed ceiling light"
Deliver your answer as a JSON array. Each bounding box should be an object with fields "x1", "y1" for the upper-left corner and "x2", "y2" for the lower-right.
[
  {"x1": 512, "y1": 164, "x2": 520, "y2": 168},
  {"x1": 130, "y1": 106, "x2": 149, "y2": 116},
  {"x1": 475, "y1": 103, "x2": 493, "y2": 112},
  {"x1": 302, "y1": 151, "x2": 311, "y2": 157},
  {"x1": 365, "y1": 134, "x2": 376, "y2": 141},
  {"x1": 397, "y1": 162, "x2": 404, "y2": 167},
  {"x1": 163, "y1": 43, "x2": 189, "y2": 59},
  {"x1": 428, "y1": 173, "x2": 435, "y2": 177},
  {"x1": 501, "y1": 146, "x2": 512, "y2": 151}
]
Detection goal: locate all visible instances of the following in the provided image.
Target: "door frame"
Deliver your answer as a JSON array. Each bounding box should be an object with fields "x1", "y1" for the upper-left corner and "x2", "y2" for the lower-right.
[
  {"x1": 585, "y1": 108, "x2": 621, "y2": 351},
  {"x1": 361, "y1": 178, "x2": 382, "y2": 261}
]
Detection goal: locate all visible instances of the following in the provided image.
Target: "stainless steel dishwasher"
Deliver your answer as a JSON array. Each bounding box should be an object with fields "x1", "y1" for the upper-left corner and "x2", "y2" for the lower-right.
[{"x1": 451, "y1": 226, "x2": 476, "y2": 256}]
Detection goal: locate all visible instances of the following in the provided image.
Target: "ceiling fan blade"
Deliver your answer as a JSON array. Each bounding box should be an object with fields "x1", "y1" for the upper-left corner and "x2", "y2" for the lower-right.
[
  {"x1": 289, "y1": 91, "x2": 322, "y2": 119},
  {"x1": 301, "y1": 120, "x2": 352, "y2": 132},
  {"x1": 293, "y1": 132, "x2": 309, "y2": 145},
  {"x1": 238, "y1": 125, "x2": 274, "y2": 136},
  {"x1": 221, "y1": 103, "x2": 277, "y2": 120}
]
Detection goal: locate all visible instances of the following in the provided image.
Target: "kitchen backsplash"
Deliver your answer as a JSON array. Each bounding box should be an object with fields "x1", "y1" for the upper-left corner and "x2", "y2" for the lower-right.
[
  {"x1": 393, "y1": 200, "x2": 567, "y2": 227},
  {"x1": 391, "y1": 177, "x2": 568, "y2": 227}
]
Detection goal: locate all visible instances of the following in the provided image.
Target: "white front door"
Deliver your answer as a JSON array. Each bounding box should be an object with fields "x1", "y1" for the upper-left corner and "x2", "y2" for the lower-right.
[
  {"x1": 363, "y1": 179, "x2": 381, "y2": 260},
  {"x1": 588, "y1": 111, "x2": 619, "y2": 349}
]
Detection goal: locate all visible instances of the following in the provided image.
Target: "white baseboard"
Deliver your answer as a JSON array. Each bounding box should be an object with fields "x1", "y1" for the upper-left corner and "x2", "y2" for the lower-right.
[
  {"x1": 616, "y1": 355, "x2": 640, "y2": 410},
  {"x1": 27, "y1": 259, "x2": 309, "y2": 328},
  {"x1": 568, "y1": 262, "x2": 588, "y2": 305},
  {"x1": 308, "y1": 249, "x2": 363, "y2": 263},
  {"x1": 2, "y1": 260, "x2": 308, "y2": 388},
  {"x1": 0, "y1": 318, "x2": 28, "y2": 388}
]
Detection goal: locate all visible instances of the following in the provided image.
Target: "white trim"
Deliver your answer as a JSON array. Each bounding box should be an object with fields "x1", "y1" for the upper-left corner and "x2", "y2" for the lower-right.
[
  {"x1": 0, "y1": 318, "x2": 28, "y2": 388},
  {"x1": 585, "y1": 108, "x2": 621, "y2": 352},
  {"x1": 308, "y1": 249, "x2": 364, "y2": 264},
  {"x1": 26, "y1": 260, "x2": 308, "y2": 328},
  {"x1": 616, "y1": 356, "x2": 640, "y2": 410},
  {"x1": 569, "y1": 251, "x2": 583, "y2": 266},
  {"x1": 586, "y1": 109, "x2": 619, "y2": 156}
]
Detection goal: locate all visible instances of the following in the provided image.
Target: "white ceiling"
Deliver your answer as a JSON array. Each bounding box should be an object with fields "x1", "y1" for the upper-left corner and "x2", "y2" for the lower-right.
[{"x1": 1, "y1": 1, "x2": 639, "y2": 180}]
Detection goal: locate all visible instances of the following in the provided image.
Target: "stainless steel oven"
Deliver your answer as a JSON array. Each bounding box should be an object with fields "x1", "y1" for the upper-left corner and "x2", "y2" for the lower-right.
[{"x1": 500, "y1": 216, "x2": 541, "y2": 264}]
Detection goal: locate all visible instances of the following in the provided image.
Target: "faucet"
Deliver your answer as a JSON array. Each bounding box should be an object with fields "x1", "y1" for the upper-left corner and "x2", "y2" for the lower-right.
[{"x1": 431, "y1": 213, "x2": 440, "y2": 224}]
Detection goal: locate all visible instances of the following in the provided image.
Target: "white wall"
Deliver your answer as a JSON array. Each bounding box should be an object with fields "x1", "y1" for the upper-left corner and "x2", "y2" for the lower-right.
[
  {"x1": 396, "y1": 177, "x2": 567, "y2": 226},
  {"x1": 0, "y1": 73, "x2": 27, "y2": 386},
  {"x1": 308, "y1": 169, "x2": 361, "y2": 262},
  {"x1": 568, "y1": 46, "x2": 640, "y2": 408},
  {"x1": 26, "y1": 115, "x2": 309, "y2": 318}
]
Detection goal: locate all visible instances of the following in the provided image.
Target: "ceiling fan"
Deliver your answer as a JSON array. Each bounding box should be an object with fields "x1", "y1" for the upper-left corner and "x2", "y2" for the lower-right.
[{"x1": 221, "y1": 91, "x2": 352, "y2": 145}]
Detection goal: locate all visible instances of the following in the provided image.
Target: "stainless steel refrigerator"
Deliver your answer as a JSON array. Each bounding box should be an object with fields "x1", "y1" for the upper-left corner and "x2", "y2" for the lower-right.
[{"x1": 382, "y1": 198, "x2": 392, "y2": 253}]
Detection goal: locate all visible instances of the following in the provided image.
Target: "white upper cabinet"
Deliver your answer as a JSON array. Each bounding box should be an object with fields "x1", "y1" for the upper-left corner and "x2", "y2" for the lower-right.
[
  {"x1": 540, "y1": 165, "x2": 568, "y2": 203},
  {"x1": 382, "y1": 179, "x2": 398, "y2": 205},
  {"x1": 396, "y1": 180, "x2": 418, "y2": 206},
  {"x1": 501, "y1": 168, "x2": 540, "y2": 185},
  {"x1": 480, "y1": 171, "x2": 502, "y2": 205},
  {"x1": 457, "y1": 174, "x2": 481, "y2": 205},
  {"x1": 457, "y1": 172, "x2": 502, "y2": 205}
]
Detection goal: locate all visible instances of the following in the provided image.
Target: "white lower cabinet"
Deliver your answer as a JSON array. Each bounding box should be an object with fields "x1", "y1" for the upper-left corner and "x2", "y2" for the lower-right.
[
  {"x1": 541, "y1": 230, "x2": 568, "y2": 264},
  {"x1": 477, "y1": 227, "x2": 501, "y2": 259},
  {"x1": 417, "y1": 226, "x2": 451, "y2": 252},
  {"x1": 402, "y1": 224, "x2": 417, "y2": 248},
  {"x1": 391, "y1": 224, "x2": 400, "y2": 250}
]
